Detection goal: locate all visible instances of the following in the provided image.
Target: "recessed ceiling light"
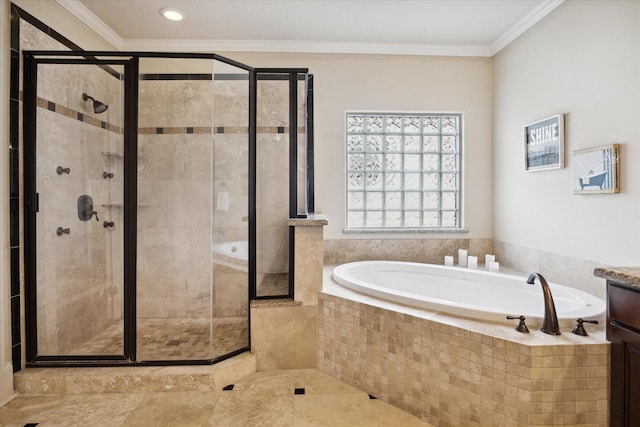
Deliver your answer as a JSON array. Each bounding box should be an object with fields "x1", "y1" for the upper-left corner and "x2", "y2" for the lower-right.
[{"x1": 160, "y1": 8, "x2": 186, "y2": 22}]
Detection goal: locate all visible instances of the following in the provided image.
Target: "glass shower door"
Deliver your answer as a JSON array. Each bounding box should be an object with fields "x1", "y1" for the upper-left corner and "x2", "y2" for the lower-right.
[
  {"x1": 24, "y1": 51, "x2": 254, "y2": 364},
  {"x1": 136, "y1": 58, "x2": 250, "y2": 361},
  {"x1": 31, "y1": 60, "x2": 126, "y2": 357}
]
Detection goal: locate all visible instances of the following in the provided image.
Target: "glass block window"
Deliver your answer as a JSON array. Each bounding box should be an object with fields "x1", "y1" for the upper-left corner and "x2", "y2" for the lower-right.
[{"x1": 346, "y1": 113, "x2": 461, "y2": 230}]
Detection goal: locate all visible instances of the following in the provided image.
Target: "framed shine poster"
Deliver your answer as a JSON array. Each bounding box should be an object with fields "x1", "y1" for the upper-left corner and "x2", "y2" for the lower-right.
[{"x1": 524, "y1": 114, "x2": 565, "y2": 172}]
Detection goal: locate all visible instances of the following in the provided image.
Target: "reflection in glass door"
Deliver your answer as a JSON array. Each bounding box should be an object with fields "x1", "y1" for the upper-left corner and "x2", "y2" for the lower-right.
[{"x1": 29, "y1": 59, "x2": 126, "y2": 358}]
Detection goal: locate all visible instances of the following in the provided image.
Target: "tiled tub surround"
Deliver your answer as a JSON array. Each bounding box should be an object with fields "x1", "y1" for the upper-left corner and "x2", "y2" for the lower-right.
[
  {"x1": 494, "y1": 240, "x2": 608, "y2": 301},
  {"x1": 324, "y1": 237, "x2": 493, "y2": 266},
  {"x1": 318, "y1": 271, "x2": 609, "y2": 426}
]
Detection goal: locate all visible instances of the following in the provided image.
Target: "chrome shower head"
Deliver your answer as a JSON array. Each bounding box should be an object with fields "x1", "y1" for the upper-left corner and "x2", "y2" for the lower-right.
[{"x1": 82, "y1": 93, "x2": 109, "y2": 114}]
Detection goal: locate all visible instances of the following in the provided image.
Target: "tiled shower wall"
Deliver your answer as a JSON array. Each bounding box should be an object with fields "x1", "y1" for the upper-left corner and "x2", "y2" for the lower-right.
[
  {"x1": 136, "y1": 75, "x2": 249, "y2": 319},
  {"x1": 139, "y1": 78, "x2": 212, "y2": 319}
]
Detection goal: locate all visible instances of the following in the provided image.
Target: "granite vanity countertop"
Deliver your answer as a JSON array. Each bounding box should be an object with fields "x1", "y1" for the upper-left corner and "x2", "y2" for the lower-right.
[{"x1": 593, "y1": 267, "x2": 640, "y2": 288}]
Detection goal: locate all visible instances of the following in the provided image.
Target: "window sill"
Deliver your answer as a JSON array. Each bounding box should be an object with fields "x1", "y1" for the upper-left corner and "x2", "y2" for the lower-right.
[{"x1": 343, "y1": 227, "x2": 469, "y2": 234}]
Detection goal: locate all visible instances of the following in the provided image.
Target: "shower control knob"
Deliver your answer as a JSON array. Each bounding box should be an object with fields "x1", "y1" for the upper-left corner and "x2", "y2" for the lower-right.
[
  {"x1": 103, "y1": 221, "x2": 115, "y2": 228},
  {"x1": 103, "y1": 171, "x2": 114, "y2": 179},
  {"x1": 506, "y1": 315, "x2": 530, "y2": 333},
  {"x1": 56, "y1": 227, "x2": 70, "y2": 236}
]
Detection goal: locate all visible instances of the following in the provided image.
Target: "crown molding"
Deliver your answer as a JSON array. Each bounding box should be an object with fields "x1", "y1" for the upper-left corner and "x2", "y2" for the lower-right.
[
  {"x1": 489, "y1": 0, "x2": 564, "y2": 56},
  {"x1": 56, "y1": 0, "x2": 124, "y2": 49},
  {"x1": 120, "y1": 39, "x2": 492, "y2": 57},
  {"x1": 56, "y1": 0, "x2": 562, "y2": 58}
]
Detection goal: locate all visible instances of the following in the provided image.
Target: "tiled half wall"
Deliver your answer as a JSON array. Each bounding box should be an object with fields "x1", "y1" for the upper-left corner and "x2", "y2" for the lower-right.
[{"x1": 318, "y1": 293, "x2": 609, "y2": 426}]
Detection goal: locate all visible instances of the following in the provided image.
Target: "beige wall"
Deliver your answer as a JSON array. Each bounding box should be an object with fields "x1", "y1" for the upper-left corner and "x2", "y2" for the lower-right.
[
  {"x1": 493, "y1": 0, "x2": 640, "y2": 267},
  {"x1": 227, "y1": 52, "x2": 495, "y2": 241}
]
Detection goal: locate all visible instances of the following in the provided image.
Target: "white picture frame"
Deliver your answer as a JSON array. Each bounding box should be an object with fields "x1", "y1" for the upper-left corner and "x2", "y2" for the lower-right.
[{"x1": 524, "y1": 114, "x2": 564, "y2": 172}]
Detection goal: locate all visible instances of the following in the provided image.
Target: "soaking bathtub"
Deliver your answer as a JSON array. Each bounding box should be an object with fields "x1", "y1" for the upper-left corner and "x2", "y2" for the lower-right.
[{"x1": 331, "y1": 260, "x2": 605, "y2": 327}]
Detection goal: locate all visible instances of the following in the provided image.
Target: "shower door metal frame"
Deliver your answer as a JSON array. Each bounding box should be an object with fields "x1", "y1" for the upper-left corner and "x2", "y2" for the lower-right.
[
  {"x1": 22, "y1": 51, "x2": 313, "y2": 367},
  {"x1": 22, "y1": 51, "x2": 255, "y2": 367},
  {"x1": 252, "y1": 69, "x2": 313, "y2": 301},
  {"x1": 23, "y1": 54, "x2": 134, "y2": 364}
]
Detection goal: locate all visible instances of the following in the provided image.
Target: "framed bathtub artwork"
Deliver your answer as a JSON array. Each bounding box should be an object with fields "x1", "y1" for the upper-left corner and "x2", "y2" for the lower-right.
[
  {"x1": 524, "y1": 114, "x2": 564, "y2": 171},
  {"x1": 573, "y1": 144, "x2": 620, "y2": 194}
]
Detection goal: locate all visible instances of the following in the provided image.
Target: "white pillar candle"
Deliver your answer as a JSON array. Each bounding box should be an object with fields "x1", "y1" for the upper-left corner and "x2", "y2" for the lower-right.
[
  {"x1": 458, "y1": 249, "x2": 467, "y2": 267},
  {"x1": 444, "y1": 255, "x2": 454, "y2": 266},
  {"x1": 485, "y1": 254, "x2": 495, "y2": 269},
  {"x1": 488, "y1": 261, "x2": 500, "y2": 272},
  {"x1": 467, "y1": 255, "x2": 478, "y2": 269}
]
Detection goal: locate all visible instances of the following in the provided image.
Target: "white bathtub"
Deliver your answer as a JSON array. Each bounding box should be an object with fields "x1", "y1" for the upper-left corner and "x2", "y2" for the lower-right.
[
  {"x1": 212, "y1": 240, "x2": 248, "y2": 271},
  {"x1": 332, "y1": 261, "x2": 605, "y2": 327}
]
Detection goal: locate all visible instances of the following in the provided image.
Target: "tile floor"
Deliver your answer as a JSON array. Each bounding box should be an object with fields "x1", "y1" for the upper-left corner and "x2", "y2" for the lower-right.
[
  {"x1": 257, "y1": 272, "x2": 289, "y2": 297},
  {"x1": 68, "y1": 317, "x2": 249, "y2": 361},
  {"x1": 0, "y1": 369, "x2": 432, "y2": 426}
]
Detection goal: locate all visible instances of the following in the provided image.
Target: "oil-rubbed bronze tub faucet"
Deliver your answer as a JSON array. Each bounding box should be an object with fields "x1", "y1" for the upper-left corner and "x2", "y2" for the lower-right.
[{"x1": 527, "y1": 272, "x2": 561, "y2": 335}]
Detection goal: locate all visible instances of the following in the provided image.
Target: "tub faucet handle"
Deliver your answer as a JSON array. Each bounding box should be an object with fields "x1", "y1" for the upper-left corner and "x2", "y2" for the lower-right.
[
  {"x1": 506, "y1": 315, "x2": 530, "y2": 333},
  {"x1": 572, "y1": 318, "x2": 598, "y2": 336}
]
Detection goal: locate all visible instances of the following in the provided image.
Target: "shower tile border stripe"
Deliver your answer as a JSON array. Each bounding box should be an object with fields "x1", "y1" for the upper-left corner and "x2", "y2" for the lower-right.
[
  {"x1": 28, "y1": 92, "x2": 305, "y2": 136},
  {"x1": 34, "y1": 95, "x2": 120, "y2": 134},
  {"x1": 140, "y1": 73, "x2": 307, "y2": 81}
]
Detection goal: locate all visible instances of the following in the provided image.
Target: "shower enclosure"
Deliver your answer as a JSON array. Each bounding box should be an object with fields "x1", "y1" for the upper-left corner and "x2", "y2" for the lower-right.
[{"x1": 22, "y1": 51, "x2": 311, "y2": 365}]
